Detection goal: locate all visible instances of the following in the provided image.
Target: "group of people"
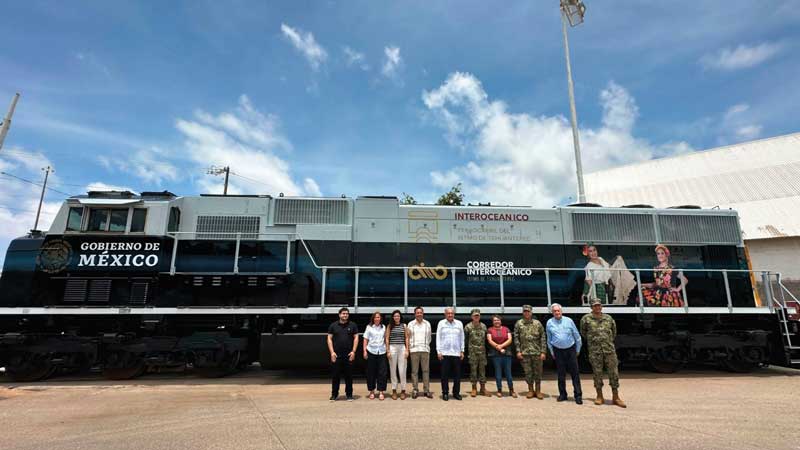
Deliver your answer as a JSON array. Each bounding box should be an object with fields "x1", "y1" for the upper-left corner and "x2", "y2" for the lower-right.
[{"x1": 326, "y1": 302, "x2": 626, "y2": 408}]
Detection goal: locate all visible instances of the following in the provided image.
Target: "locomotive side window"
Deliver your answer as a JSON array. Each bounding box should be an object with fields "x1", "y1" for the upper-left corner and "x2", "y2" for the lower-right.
[
  {"x1": 66, "y1": 207, "x2": 84, "y2": 231},
  {"x1": 87, "y1": 208, "x2": 129, "y2": 232},
  {"x1": 168, "y1": 207, "x2": 180, "y2": 233},
  {"x1": 130, "y1": 208, "x2": 147, "y2": 232},
  {"x1": 109, "y1": 210, "x2": 128, "y2": 232},
  {"x1": 87, "y1": 209, "x2": 110, "y2": 231}
]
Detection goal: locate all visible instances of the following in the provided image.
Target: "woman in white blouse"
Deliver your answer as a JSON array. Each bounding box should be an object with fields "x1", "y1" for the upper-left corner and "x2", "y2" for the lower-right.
[{"x1": 363, "y1": 311, "x2": 388, "y2": 400}]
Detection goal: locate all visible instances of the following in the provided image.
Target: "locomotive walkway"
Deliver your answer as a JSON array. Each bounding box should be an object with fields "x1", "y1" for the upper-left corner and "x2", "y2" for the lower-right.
[{"x1": 1, "y1": 366, "x2": 798, "y2": 450}]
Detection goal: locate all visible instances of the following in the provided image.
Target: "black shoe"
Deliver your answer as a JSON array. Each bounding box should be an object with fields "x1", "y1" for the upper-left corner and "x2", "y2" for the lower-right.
[
  {"x1": 346, "y1": 395, "x2": 354, "y2": 402},
  {"x1": 330, "y1": 395, "x2": 338, "y2": 401},
  {"x1": 411, "y1": 391, "x2": 418, "y2": 399},
  {"x1": 453, "y1": 394, "x2": 463, "y2": 401},
  {"x1": 442, "y1": 393, "x2": 449, "y2": 401},
  {"x1": 575, "y1": 397, "x2": 583, "y2": 405},
  {"x1": 557, "y1": 395, "x2": 567, "y2": 402}
]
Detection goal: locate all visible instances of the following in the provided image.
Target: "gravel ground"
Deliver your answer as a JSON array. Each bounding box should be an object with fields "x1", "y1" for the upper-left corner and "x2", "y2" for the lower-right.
[{"x1": 1, "y1": 366, "x2": 799, "y2": 450}]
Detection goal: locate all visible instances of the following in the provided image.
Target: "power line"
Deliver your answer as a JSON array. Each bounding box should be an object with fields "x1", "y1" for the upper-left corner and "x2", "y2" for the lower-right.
[
  {"x1": 0, "y1": 171, "x2": 74, "y2": 197},
  {"x1": 229, "y1": 171, "x2": 272, "y2": 189}
]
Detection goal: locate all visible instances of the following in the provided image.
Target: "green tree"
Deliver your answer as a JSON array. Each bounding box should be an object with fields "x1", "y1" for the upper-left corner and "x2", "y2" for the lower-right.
[
  {"x1": 436, "y1": 183, "x2": 464, "y2": 206},
  {"x1": 400, "y1": 192, "x2": 418, "y2": 205}
]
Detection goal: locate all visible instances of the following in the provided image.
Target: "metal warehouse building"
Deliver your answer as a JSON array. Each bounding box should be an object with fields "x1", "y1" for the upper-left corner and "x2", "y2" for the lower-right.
[{"x1": 585, "y1": 132, "x2": 800, "y2": 296}]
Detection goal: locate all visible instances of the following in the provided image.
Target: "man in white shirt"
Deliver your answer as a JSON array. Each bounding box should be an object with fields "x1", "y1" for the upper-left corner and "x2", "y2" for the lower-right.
[
  {"x1": 436, "y1": 307, "x2": 465, "y2": 401},
  {"x1": 407, "y1": 306, "x2": 433, "y2": 399}
]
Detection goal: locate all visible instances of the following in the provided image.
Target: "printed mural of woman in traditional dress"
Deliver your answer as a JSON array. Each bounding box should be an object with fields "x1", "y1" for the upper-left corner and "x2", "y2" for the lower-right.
[
  {"x1": 581, "y1": 244, "x2": 637, "y2": 306},
  {"x1": 641, "y1": 244, "x2": 688, "y2": 307}
]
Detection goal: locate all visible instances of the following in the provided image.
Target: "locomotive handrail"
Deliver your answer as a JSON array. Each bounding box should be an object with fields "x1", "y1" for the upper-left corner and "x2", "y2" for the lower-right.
[{"x1": 161, "y1": 232, "x2": 786, "y2": 318}]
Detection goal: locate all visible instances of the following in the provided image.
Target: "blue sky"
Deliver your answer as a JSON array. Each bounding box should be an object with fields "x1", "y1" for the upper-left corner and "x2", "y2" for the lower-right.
[{"x1": 0, "y1": 0, "x2": 798, "y2": 262}]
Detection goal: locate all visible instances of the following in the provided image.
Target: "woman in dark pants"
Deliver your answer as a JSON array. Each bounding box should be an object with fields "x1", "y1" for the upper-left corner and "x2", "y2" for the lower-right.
[
  {"x1": 487, "y1": 315, "x2": 517, "y2": 398},
  {"x1": 362, "y1": 311, "x2": 388, "y2": 400}
]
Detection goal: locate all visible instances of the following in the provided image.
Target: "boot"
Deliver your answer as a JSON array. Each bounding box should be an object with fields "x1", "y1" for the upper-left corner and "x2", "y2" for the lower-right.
[
  {"x1": 535, "y1": 381, "x2": 544, "y2": 400},
  {"x1": 526, "y1": 383, "x2": 534, "y2": 399},
  {"x1": 594, "y1": 388, "x2": 604, "y2": 405},
  {"x1": 391, "y1": 389, "x2": 398, "y2": 400},
  {"x1": 480, "y1": 382, "x2": 489, "y2": 397},
  {"x1": 510, "y1": 388, "x2": 518, "y2": 398},
  {"x1": 612, "y1": 388, "x2": 627, "y2": 408},
  {"x1": 470, "y1": 383, "x2": 477, "y2": 397}
]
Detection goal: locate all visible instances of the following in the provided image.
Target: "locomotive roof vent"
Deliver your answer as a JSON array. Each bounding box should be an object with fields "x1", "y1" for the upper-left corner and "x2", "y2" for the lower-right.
[
  {"x1": 86, "y1": 190, "x2": 137, "y2": 199},
  {"x1": 622, "y1": 204, "x2": 654, "y2": 208},
  {"x1": 667, "y1": 205, "x2": 702, "y2": 209},
  {"x1": 141, "y1": 190, "x2": 177, "y2": 199},
  {"x1": 567, "y1": 202, "x2": 602, "y2": 207}
]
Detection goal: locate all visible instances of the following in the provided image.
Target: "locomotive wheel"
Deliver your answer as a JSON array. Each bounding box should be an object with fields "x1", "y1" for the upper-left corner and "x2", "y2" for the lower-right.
[
  {"x1": 102, "y1": 362, "x2": 146, "y2": 380},
  {"x1": 195, "y1": 350, "x2": 241, "y2": 378},
  {"x1": 647, "y1": 357, "x2": 683, "y2": 374},
  {"x1": 721, "y1": 358, "x2": 758, "y2": 373},
  {"x1": 102, "y1": 352, "x2": 146, "y2": 380},
  {"x1": 5, "y1": 354, "x2": 57, "y2": 382}
]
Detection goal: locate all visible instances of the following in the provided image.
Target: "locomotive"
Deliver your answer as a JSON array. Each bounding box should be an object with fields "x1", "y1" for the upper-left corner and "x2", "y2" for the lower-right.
[{"x1": 0, "y1": 190, "x2": 797, "y2": 381}]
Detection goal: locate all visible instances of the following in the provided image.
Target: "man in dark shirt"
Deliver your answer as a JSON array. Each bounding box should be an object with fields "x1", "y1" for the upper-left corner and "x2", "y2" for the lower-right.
[{"x1": 327, "y1": 307, "x2": 359, "y2": 401}]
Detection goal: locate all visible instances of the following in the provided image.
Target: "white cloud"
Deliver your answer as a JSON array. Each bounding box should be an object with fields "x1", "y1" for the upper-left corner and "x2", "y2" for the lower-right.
[
  {"x1": 280, "y1": 23, "x2": 328, "y2": 71},
  {"x1": 98, "y1": 147, "x2": 179, "y2": 186},
  {"x1": 735, "y1": 125, "x2": 763, "y2": 140},
  {"x1": 174, "y1": 95, "x2": 319, "y2": 197},
  {"x1": 423, "y1": 72, "x2": 691, "y2": 206},
  {"x1": 700, "y1": 42, "x2": 783, "y2": 71},
  {"x1": 381, "y1": 46, "x2": 402, "y2": 79},
  {"x1": 303, "y1": 178, "x2": 322, "y2": 197},
  {"x1": 343, "y1": 46, "x2": 369, "y2": 71},
  {"x1": 86, "y1": 181, "x2": 136, "y2": 193},
  {"x1": 718, "y1": 102, "x2": 763, "y2": 144}
]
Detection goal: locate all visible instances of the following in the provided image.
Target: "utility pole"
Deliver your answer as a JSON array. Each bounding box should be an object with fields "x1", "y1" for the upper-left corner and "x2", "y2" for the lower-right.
[
  {"x1": 559, "y1": 0, "x2": 587, "y2": 203},
  {"x1": 0, "y1": 93, "x2": 20, "y2": 153},
  {"x1": 33, "y1": 166, "x2": 52, "y2": 231},
  {"x1": 207, "y1": 166, "x2": 230, "y2": 195}
]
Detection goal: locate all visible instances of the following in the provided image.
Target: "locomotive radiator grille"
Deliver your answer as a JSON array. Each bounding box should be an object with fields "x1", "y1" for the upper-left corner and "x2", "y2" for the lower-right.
[
  {"x1": 63, "y1": 279, "x2": 88, "y2": 303},
  {"x1": 658, "y1": 214, "x2": 741, "y2": 244},
  {"x1": 274, "y1": 198, "x2": 349, "y2": 225},
  {"x1": 129, "y1": 282, "x2": 149, "y2": 305},
  {"x1": 571, "y1": 212, "x2": 655, "y2": 243},
  {"x1": 87, "y1": 280, "x2": 112, "y2": 303},
  {"x1": 196, "y1": 215, "x2": 260, "y2": 240}
]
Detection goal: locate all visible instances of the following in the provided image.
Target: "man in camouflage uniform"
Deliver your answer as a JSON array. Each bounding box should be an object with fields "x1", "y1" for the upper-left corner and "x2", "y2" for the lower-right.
[
  {"x1": 580, "y1": 299, "x2": 626, "y2": 407},
  {"x1": 464, "y1": 309, "x2": 489, "y2": 397},
  {"x1": 514, "y1": 305, "x2": 547, "y2": 399}
]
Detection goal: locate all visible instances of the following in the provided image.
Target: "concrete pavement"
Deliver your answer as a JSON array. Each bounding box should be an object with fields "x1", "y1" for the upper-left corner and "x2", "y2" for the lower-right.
[{"x1": 1, "y1": 367, "x2": 798, "y2": 450}]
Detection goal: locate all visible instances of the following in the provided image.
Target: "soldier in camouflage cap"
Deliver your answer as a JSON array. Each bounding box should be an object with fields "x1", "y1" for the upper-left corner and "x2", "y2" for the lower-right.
[
  {"x1": 580, "y1": 299, "x2": 626, "y2": 407},
  {"x1": 464, "y1": 309, "x2": 489, "y2": 397},
  {"x1": 514, "y1": 305, "x2": 547, "y2": 399}
]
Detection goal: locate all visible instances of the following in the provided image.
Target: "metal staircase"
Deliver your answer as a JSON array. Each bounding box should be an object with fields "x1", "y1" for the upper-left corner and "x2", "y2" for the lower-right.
[{"x1": 774, "y1": 275, "x2": 800, "y2": 366}]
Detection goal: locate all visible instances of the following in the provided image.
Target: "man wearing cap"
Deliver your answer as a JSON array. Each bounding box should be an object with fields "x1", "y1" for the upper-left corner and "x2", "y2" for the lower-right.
[
  {"x1": 464, "y1": 309, "x2": 488, "y2": 397},
  {"x1": 514, "y1": 305, "x2": 547, "y2": 399},
  {"x1": 580, "y1": 299, "x2": 626, "y2": 407}
]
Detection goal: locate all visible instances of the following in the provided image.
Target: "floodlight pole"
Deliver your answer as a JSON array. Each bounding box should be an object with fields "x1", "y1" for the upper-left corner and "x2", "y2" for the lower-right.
[
  {"x1": 560, "y1": 5, "x2": 586, "y2": 203},
  {"x1": 33, "y1": 166, "x2": 51, "y2": 231},
  {"x1": 0, "y1": 93, "x2": 20, "y2": 153}
]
